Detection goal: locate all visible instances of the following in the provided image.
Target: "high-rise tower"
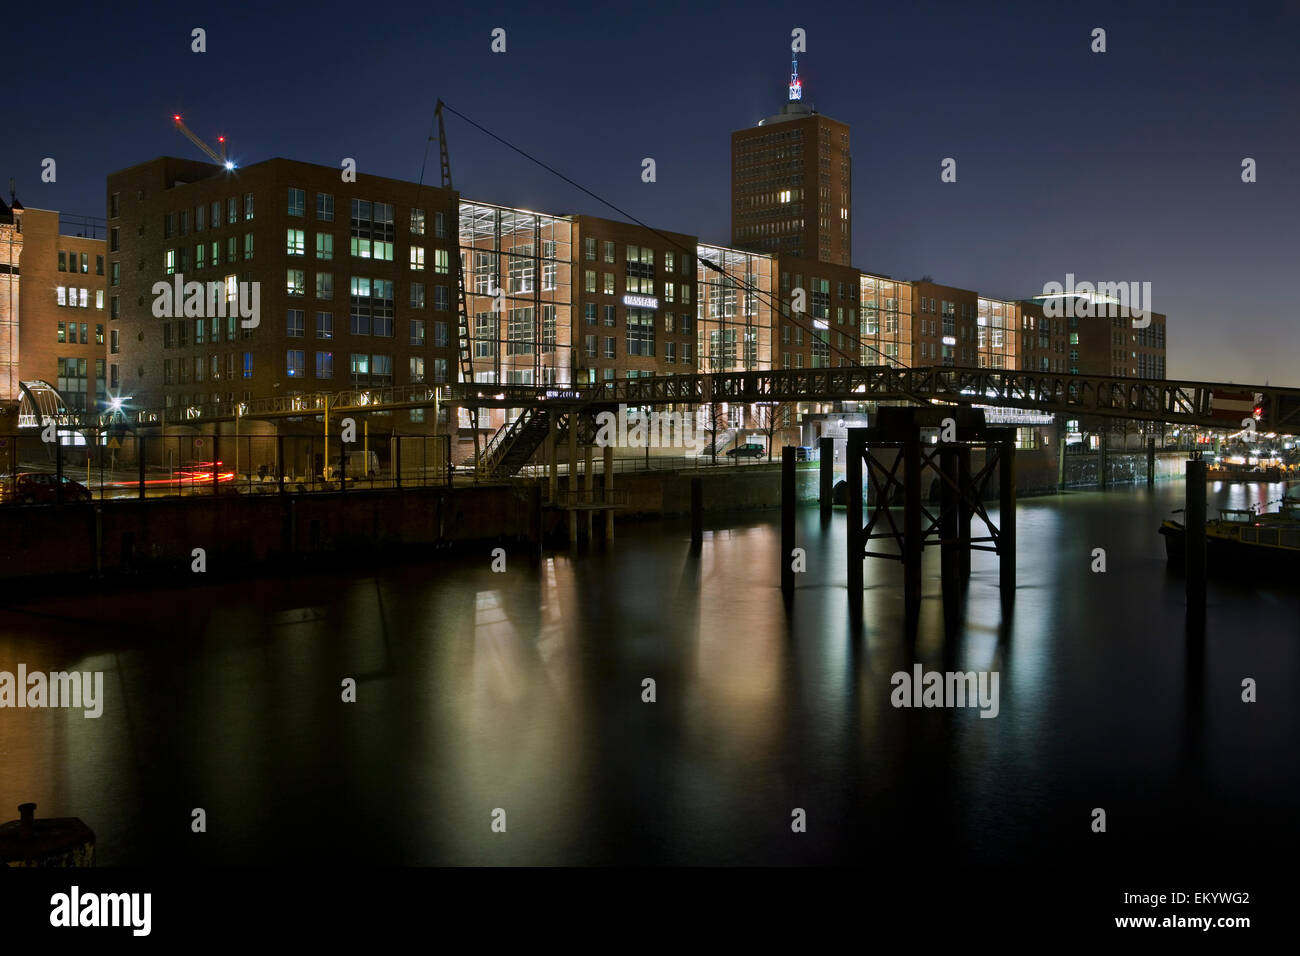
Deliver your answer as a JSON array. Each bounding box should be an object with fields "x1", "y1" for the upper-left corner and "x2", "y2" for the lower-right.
[{"x1": 731, "y1": 59, "x2": 851, "y2": 265}]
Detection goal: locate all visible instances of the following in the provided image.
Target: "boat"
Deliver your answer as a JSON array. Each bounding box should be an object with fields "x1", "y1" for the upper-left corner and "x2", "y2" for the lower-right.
[{"x1": 1160, "y1": 496, "x2": 1300, "y2": 578}]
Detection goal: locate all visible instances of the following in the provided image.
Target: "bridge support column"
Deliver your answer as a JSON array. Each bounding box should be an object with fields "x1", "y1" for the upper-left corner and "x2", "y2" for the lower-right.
[
  {"x1": 903, "y1": 436, "x2": 922, "y2": 615},
  {"x1": 819, "y1": 436, "x2": 834, "y2": 525},
  {"x1": 533, "y1": 480, "x2": 543, "y2": 560},
  {"x1": 585, "y1": 438, "x2": 595, "y2": 544},
  {"x1": 1147, "y1": 437, "x2": 1156, "y2": 488},
  {"x1": 603, "y1": 445, "x2": 614, "y2": 542},
  {"x1": 1185, "y1": 457, "x2": 1207, "y2": 628},
  {"x1": 567, "y1": 411, "x2": 578, "y2": 497},
  {"x1": 1056, "y1": 419, "x2": 1067, "y2": 491},
  {"x1": 1098, "y1": 430, "x2": 1108, "y2": 490},
  {"x1": 546, "y1": 415, "x2": 558, "y2": 503},
  {"x1": 940, "y1": 446, "x2": 959, "y2": 598},
  {"x1": 958, "y1": 446, "x2": 972, "y2": 584}
]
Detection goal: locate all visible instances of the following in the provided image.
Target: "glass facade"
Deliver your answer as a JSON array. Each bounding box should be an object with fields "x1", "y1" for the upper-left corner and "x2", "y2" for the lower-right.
[
  {"x1": 695, "y1": 243, "x2": 774, "y2": 373},
  {"x1": 459, "y1": 201, "x2": 573, "y2": 387}
]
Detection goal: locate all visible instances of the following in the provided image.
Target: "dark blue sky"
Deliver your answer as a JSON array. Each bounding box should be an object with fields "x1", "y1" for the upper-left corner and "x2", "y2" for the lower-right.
[{"x1": 6, "y1": 0, "x2": 1296, "y2": 384}]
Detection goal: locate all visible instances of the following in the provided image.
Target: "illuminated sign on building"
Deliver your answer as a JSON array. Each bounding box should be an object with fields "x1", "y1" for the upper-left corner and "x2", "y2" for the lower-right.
[
  {"x1": 942, "y1": 336, "x2": 957, "y2": 346},
  {"x1": 622, "y1": 294, "x2": 659, "y2": 310},
  {"x1": 789, "y1": 58, "x2": 802, "y2": 101}
]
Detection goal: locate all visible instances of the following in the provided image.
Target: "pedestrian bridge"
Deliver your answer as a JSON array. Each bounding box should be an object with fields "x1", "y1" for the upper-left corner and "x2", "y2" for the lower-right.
[{"x1": 20, "y1": 365, "x2": 1300, "y2": 436}]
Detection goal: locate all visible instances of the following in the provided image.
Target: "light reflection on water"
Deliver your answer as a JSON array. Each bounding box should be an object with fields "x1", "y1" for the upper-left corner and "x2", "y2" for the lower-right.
[{"x1": 0, "y1": 481, "x2": 1297, "y2": 865}]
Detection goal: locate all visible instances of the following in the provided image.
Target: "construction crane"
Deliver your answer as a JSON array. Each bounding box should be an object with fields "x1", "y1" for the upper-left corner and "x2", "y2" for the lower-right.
[
  {"x1": 434, "y1": 100, "x2": 480, "y2": 467},
  {"x1": 172, "y1": 114, "x2": 234, "y2": 169}
]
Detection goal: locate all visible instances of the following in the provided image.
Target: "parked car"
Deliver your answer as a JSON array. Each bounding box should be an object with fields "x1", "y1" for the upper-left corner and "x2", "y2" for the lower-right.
[
  {"x1": 726, "y1": 443, "x2": 767, "y2": 459},
  {"x1": 795, "y1": 446, "x2": 814, "y2": 461},
  {"x1": 0, "y1": 472, "x2": 93, "y2": 504}
]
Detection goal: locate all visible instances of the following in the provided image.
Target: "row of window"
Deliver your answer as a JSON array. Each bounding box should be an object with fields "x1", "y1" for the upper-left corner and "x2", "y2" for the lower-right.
[
  {"x1": 581, "y1": 270, "x2": 692, "y2": 301},
  {"x1": 581, "y1": 238, "x2": 693, "y2": 274},
  {"x1": 57, "y1": 251, "x2": 103, "y2": 275},
  {"x1": 163, "y1": 196, "x2": 255, "y2": 239},
  {"x1": 283, "y1": 351, "x2": 448, "y2": 383},
  {"x1": 286, "y1": 190, "x2": 449, "y2": 237},
  {"x1": 579, "y1": 304, "x2": 696, "y2": 334},
  {"x1": 577, "y1": 331, "x2": 692, "y2": 364},
  {"x1": 56, "y1": 322, "x2": 104, "y2": 346},
  {"x1": 55, "y1": 287, "x2": 104, "y2": 309}
]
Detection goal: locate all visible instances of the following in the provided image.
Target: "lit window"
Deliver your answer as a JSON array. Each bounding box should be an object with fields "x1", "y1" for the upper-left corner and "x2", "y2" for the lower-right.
[{"x1": 410, "y1": 246, "x2": 425, "y2": 270}]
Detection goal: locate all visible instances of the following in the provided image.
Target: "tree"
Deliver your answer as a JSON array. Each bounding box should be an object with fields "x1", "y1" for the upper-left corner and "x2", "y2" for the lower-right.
[{"x1": 757, "y1": 402, "x2": 797, "y2": 459}]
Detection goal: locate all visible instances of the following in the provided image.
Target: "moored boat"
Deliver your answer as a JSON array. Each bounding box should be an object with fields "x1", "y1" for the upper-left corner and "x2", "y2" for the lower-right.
[{"x1": 1160, "y1": 498, "x2": 1300, "y2": 580}]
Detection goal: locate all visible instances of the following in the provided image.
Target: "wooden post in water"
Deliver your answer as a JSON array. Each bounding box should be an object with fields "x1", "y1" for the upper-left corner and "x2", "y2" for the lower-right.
[
  {"x1": 781, "y1": 446, "x2": 795, "y2": 594},
  {"x1": 819, "y1": 435, "x2": 834, "y2": 525},
  {"x1": 999, "y1": 433, "x2": 1016, "y2": 607},
  {"x1": 691, "y1": 476, "x2": 703, "y2": 549},
  {"x1": 846, "y1": 429, "x2": 864, "y2": 598},
  {"x1": 1185, "y1": 457, "x2": 1207, "y2": 624}
]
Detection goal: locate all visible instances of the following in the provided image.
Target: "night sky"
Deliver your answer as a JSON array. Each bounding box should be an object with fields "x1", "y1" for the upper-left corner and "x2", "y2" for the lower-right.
[{"x1": 5, "y1": 0, "x2": 1296, "y2": 385}]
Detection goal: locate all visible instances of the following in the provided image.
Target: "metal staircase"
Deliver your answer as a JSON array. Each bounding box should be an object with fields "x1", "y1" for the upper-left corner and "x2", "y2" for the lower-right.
[{"x1": 478, "y1": 406, "x2": 553, "y2": 478}]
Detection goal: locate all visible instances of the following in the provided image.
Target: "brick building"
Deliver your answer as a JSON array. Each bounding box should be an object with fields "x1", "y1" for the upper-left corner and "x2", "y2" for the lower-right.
[
  {"x1": 105, "y1": 156, "x2": 460, "y2": 432},
  {"x1": 572, "y1": 215, "x2": 698, "y2": 381},
  {"x1": 910, "y1": 279, "x2": 980, "y2": 369},
  {"x1": 0, "y1": 199, "x2": 108, "y2": 413}
]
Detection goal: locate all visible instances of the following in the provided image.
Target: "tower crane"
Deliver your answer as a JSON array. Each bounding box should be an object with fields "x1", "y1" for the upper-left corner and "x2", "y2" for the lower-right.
[
  {"x1": 433, "y1": 101, "x2": 481, "y2": 467},
  {"x1": 172, "y1": 114, "x2": 234, "y2": 169}
]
